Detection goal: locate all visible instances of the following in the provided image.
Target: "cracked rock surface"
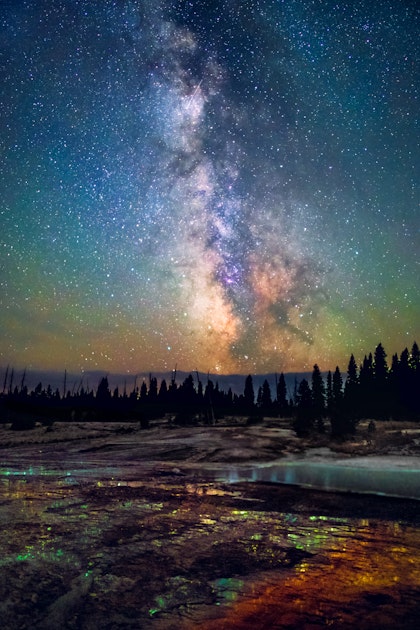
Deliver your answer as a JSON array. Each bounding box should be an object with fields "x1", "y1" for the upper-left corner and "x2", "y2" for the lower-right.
[{"x1": 0, "y1": 420, "x2": 419, "y2": 629}]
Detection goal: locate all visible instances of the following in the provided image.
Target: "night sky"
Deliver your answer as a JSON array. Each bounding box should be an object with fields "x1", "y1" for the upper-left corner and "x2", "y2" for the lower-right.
[{"x1": 1, "y1": 0, "x2": 418, "y2": 377}]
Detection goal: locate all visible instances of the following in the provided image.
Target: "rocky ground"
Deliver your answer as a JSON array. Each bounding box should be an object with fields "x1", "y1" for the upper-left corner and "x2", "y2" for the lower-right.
[
  {"x1": 0, "y1": 417, "x2": 419, "y2": 629},
  {"x1": 1, "y1": 414, "x2": 419, "y2": 458}
]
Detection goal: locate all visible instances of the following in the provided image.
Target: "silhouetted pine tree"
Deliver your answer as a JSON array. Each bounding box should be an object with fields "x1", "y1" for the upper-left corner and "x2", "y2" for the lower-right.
[
  {"x1": 311, "y1": 364, "x2": 325, "y2": 432},
  {"x1": 204, "y1": 378, "x2": 215, "y2": 424},
  {"x1": 158, "y1": 379, "x2": 168, "y2": 403},
  {"x1": 276, "y1": 372, "x2": 288, "y2": 417},
  {"x1": 197, "y1": 379, "x2": 204, "y2": 404},
  {"x1": 243, "y1": 375, "x2": 255, "y2": 412},
  {"x1": 257, "y1": 379, "x2": 272, "y2": 415},
  {"x1": 213, "y1": 381, "x2": 224, "y2": 412},
  {"x1": 372, "y1": 343, "x2": 389, "y2": 419},
  {"x1": 140, "y1": 381, "x2": 148, "y2": 400},
  {"x1": 326, "y1": 370, "x2": 333, "y2": 416},
  {"x1": 389, "y1": 350, "x2": 408, "y2": 418},
  {"x1": 180, "y1": 374, "x2": 196, "y2": 405},
  {"x1": 96, "y1": 377, "x2": 111, "y2": 402},
  {"x1": 331, "y1": 365, "x2": 355, "y2": 436},
  {"x1": 171, "y1": 374, "x2": 198, "y2": 424},
  {"x1": 293, "y1": 378, "x2": 313, "y2": 436},
  {"x1": 358, "y1": 353, "x2": 374, "y2": 418},
  {"x1": 409, "y1": 341, "x2": 420, "y2": 371},
  {"x1": 344, "y1": 354, "x2": 358, "y2": 415},
  {"x1": 408, "y1": 342, "x2": 420, "y2": 415},
  {"x1": 148, "y1": 376, "x2": 158, "y2": 402},
  {"x1": 332, "y1": 366, "x2": 343, "y2": 409},
  {"x1": 226, "y1": 387, "x2": 233, "y2": 408}
]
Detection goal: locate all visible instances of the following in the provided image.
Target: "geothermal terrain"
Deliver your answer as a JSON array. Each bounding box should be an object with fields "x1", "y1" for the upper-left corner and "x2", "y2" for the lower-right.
[{"x1": 0, "y1": 417, "x2": 419, "y2": 629}]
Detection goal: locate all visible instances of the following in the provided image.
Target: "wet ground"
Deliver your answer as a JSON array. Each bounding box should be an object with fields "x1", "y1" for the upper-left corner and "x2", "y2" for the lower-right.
[{"x1": 0, "y1": 420, "x2": 419, "y2": 629}]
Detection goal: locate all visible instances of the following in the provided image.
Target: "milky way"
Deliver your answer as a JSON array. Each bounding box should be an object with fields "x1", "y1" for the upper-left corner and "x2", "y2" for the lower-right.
[{"x1": 0, "y1": 0, "x2": 418, "y2": 375}]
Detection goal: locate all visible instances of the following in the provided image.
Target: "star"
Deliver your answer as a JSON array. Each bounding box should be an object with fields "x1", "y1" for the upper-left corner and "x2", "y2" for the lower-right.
[{"x1": 0, "y1": 0, "x2": 418, "y2": 376}]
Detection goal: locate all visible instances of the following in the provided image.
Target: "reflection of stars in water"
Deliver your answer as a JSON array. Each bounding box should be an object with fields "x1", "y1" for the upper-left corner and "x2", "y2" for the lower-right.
[{"x1": 0, "y1": 1, "x2": 418, "y2": 374}]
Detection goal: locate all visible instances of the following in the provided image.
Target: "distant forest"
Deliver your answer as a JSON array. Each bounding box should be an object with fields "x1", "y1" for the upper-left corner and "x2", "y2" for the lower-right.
[{"x1": 1, "y1": 341, "x2": 419, "y2": 438}]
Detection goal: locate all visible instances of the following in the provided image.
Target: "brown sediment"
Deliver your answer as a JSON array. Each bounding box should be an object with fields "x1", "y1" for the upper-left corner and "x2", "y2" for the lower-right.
[{"x1": 0, "y1": 420, "x2": 419, "y2": 629}]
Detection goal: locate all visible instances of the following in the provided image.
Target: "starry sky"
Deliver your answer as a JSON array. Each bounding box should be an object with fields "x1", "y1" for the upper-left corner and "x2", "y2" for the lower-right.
[{"x1": 1, "y1": 0, "x2": 418, "y2": 377}]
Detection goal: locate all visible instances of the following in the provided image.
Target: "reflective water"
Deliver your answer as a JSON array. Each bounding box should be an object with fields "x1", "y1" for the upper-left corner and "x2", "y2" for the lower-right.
[
  {"x1": 217, "y1": 457, "x2": 420, "y2": 500},
  {"x1": 0, "y1": 456, "x2": 419, "y2": 629}
]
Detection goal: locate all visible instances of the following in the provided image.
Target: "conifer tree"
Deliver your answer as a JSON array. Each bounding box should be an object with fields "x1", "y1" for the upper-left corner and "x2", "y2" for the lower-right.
[
  {"x1": 257, "y1": 385, "x2": 263, "y2": 408},
  {"x1": 330, "y1": 366, "x2": 354, "y2": 437},
  {"x1": 180, "y1": 374, "x2": 196, "y2": 405},
  {"x1": 311, "y1": 364, "x2": 325, "y2": 432},
  {"x1": 204, "y1": 379, "x2": 215, "y2": 424},
  {"x1": 148, "y1": 376, "x2": 158, "y2": 402},
  {"x1": 399, "y1": 348, "x2": 412, "y2": 415},
  {"x1": 293, "y1": 378, "x2": 313, "y2": 436},
  {"x1": 276, "y1": 372, "x2": 288, "y2": 417},
  {"x1": 344, "y1": 354, "x2": 358, "y2": 407},
  {"x1": 373, "y1": 343, "x2": 388, "y2": 382},
  {"x1": 409, "y1": 341, "x2": 420, "y2": 371},
  {"x1": 358, "y1": 354, "x2": 373, "y2": 417},
  {"x1": 158, "y1": 379, "x2": 168, "y2": 403},
  {"x1": 326, "y1": 370, "x2": 333, "y2": 415},
  {"x1": 96, "y1": 377, "x2": 111, "y2": 402},
  {"x1": 389, "y1": 351, "x2": 402, "y2": 417},
  {"x1": 140, "y1": 381, "x2": 148, "y2": 400},
  {"x1": 260, "y1": 379, "x2": 272, "y2": 414},
  {"x1": 332, "y1": 366, "x2": 343, "y2": 405},
  {"x1": 408, "y1": 342, "x2": 420, "y2": 415},
  {"x1": 244, "y1": 375, "x2": 255, "y2": 411},
  {"x1": 373, "y1": 343, "x2": 389, "y2": 419}
]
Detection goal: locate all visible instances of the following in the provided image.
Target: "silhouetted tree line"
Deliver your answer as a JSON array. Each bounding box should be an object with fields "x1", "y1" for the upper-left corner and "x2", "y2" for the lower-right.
[
  {"x1": 293, "y1": 342, "x2": 420, "y2": 437},
  {"x1": 0, "y1": 366, "x2": 290, "y2": 429},
  {"x1": 0, "y1": 341, "x2": 418, "y2": 437}
]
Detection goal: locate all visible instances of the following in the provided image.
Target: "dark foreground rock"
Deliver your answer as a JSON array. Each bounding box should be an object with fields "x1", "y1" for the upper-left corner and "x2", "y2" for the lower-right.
[{"x1": 0, "y1": 421, "x2": 419, "y2": 629}]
